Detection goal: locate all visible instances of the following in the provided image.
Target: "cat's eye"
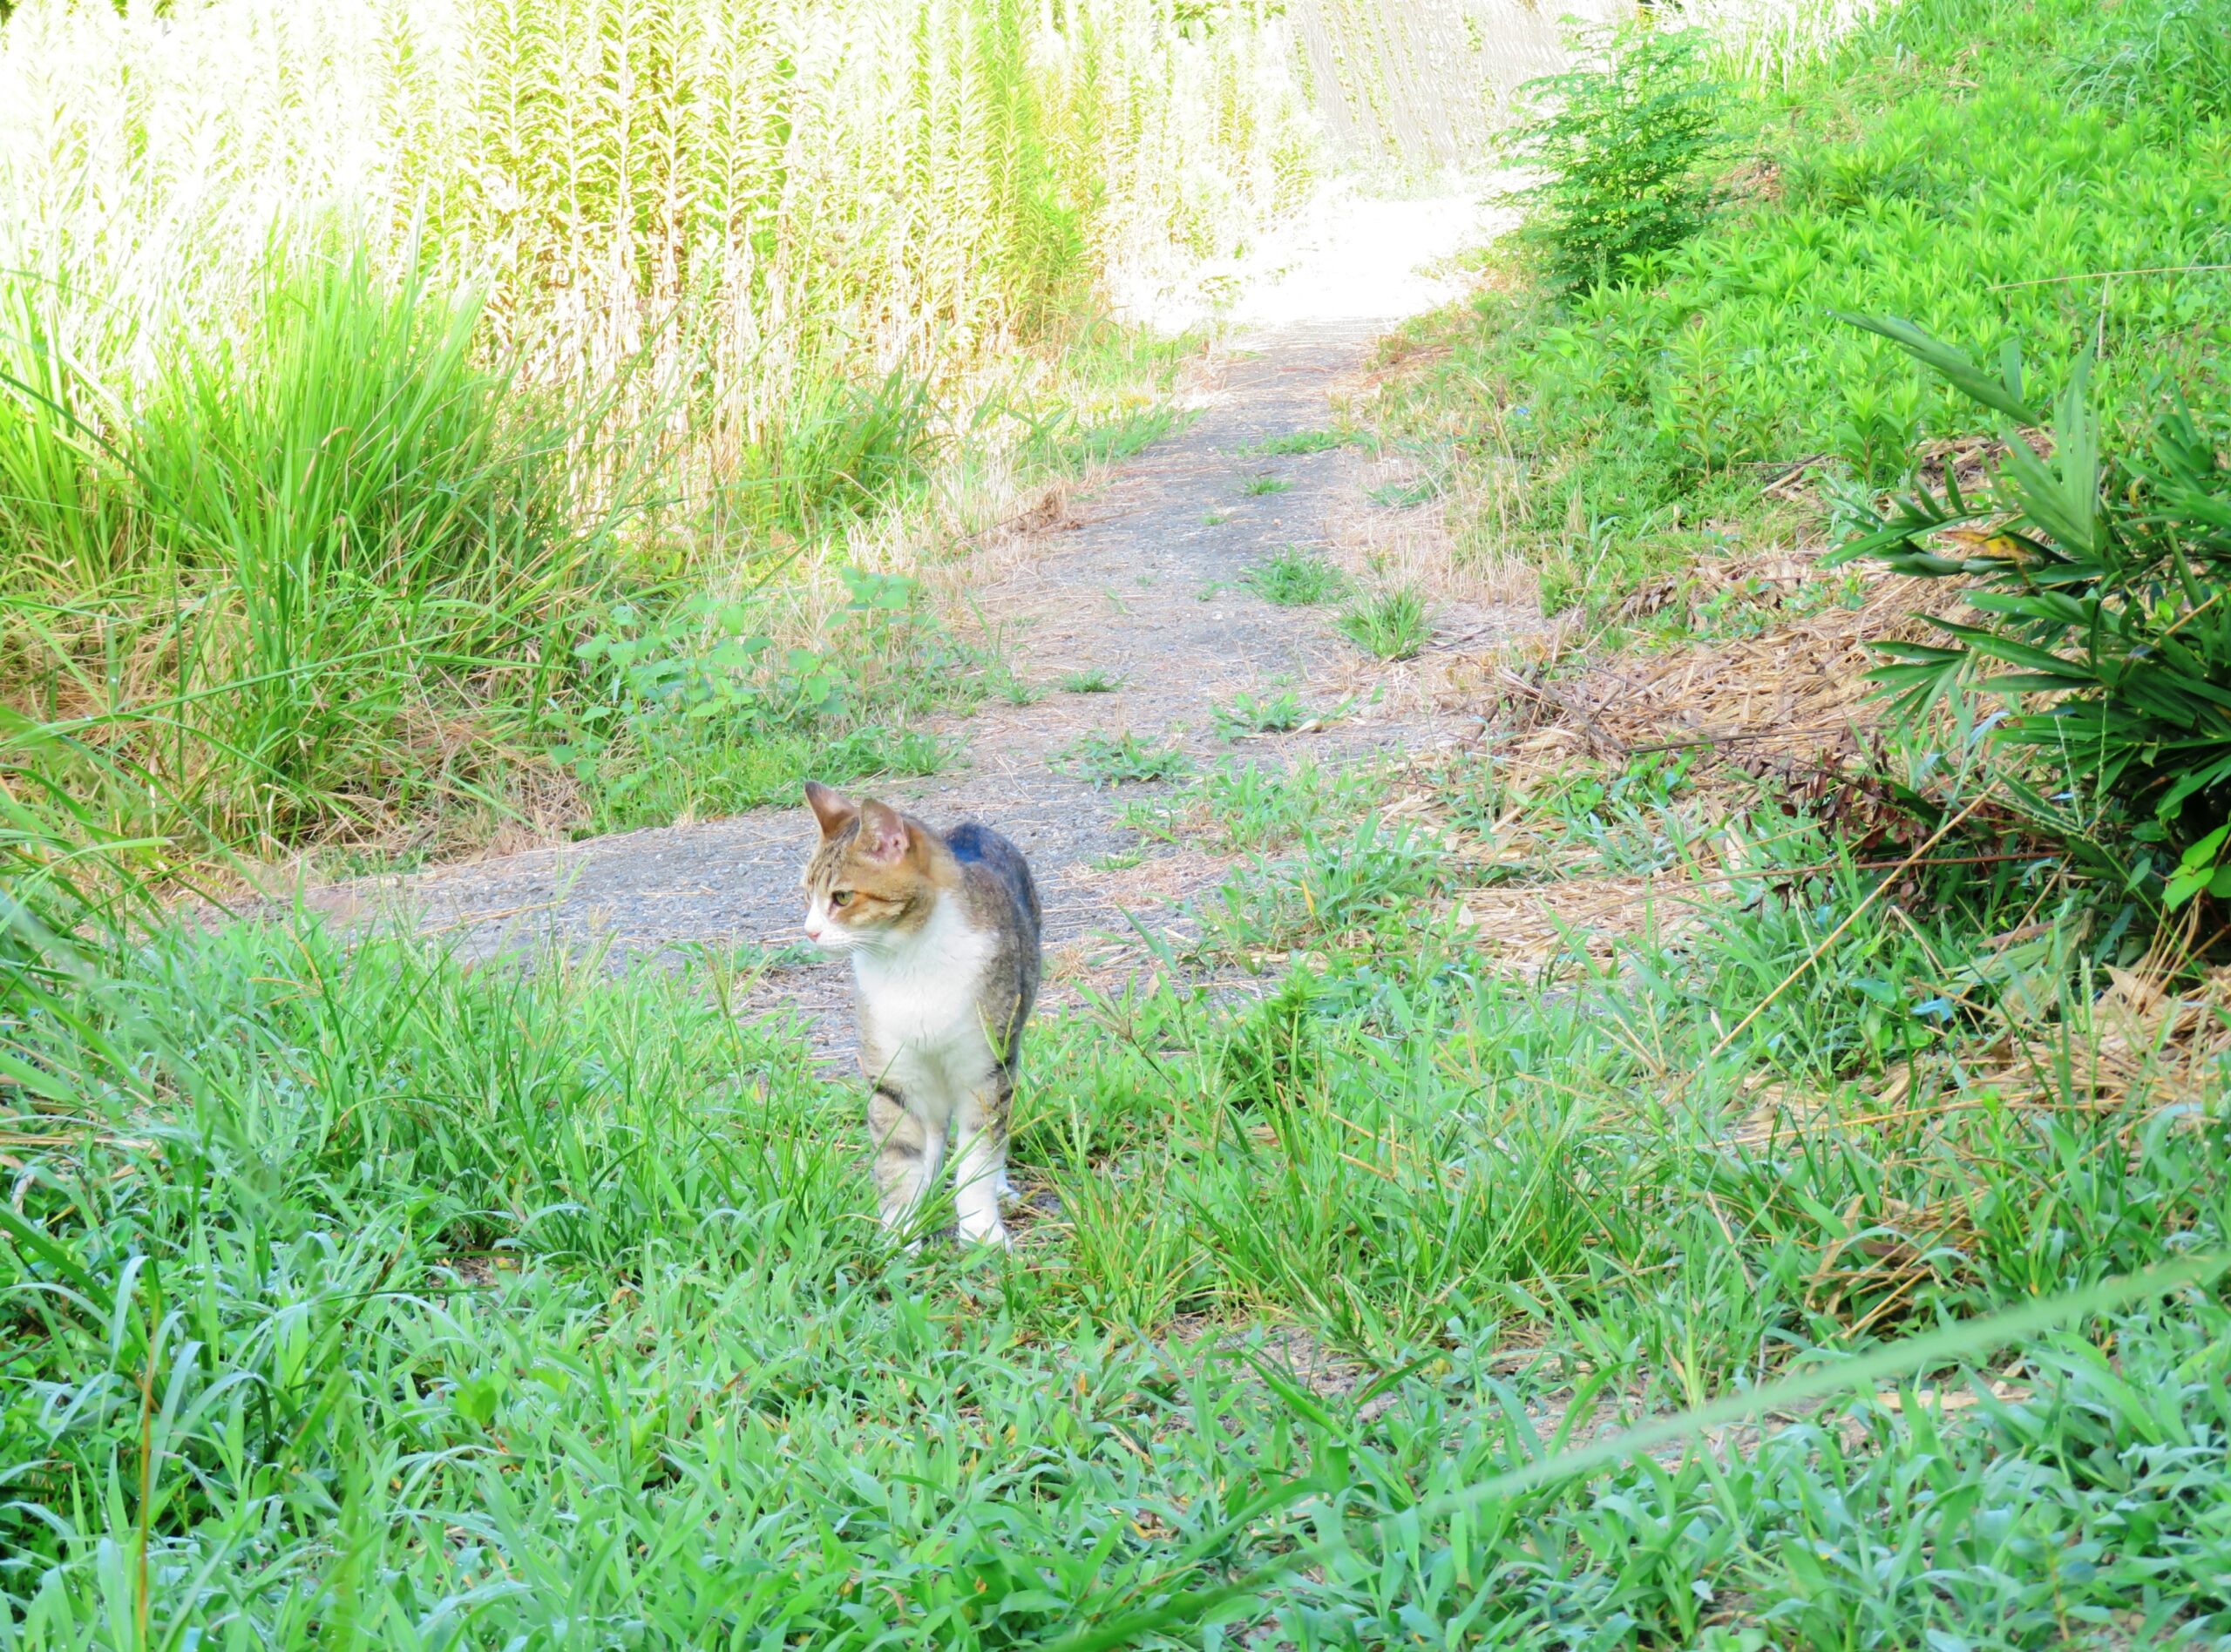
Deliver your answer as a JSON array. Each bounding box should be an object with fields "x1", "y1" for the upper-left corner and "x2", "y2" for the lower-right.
[{"x1": 829, "y1": 890, "x2": 853, "y2": 908}]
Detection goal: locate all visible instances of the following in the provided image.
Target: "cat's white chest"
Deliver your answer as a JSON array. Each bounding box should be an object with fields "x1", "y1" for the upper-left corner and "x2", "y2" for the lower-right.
[{"x1": 851, "y1": 904, "x2": 996, "y2": 1086}]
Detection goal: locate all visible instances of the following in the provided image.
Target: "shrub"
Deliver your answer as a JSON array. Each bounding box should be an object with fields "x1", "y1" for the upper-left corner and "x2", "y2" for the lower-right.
[
  {"x1": 1830, "y1": 315, "x2": 2231, "y2": 901},
  {"x1": 1504, "y1": 25, "x2": 1726, "y2": 294}
]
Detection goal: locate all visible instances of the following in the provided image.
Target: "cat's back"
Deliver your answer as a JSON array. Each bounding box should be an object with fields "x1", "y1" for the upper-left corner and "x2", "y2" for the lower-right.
[{"x1": 946, "y1": 822, "x2": 1041, "y2": 948}]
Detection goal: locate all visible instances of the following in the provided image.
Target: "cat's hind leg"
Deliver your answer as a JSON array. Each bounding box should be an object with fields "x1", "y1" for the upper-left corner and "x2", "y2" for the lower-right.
[{"x1": 869, "y1": 1083, "x2": 946, "y2": 1248}]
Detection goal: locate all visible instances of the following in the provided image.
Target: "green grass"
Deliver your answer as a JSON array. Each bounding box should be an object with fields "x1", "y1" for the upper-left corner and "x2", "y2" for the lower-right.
[
  {"x1": 1338, "y1": 585, "x2": 1432, "y2": 660},
  {"x1": 1239, "y1": 473, "x2": 1292, "y2": 496},
  {"x1": 1377, "y1": 0, "x2": 2231, "y2": 617},
  {"x1": 1061, "y1": 729, "x2": 1190, "y2": 785},
  {"x1": 21, "y1": 0, "x2": 2231, "y2": 1641},
  {"x1": 1212, "y1": 689, "x2": 1313, "y2": 738},
  {"x1": 1059, "y1": 667, "x2": 1122, "y2": 694},
  {"x1": 13, "y1": 733, "x2": 2231, "y2": 1642},
  {"x1": 1239, "y1": 429, "x2": 1349, "y2": 457},
  {"x1": 1241, "y1": 545, "x2": 1346, "y2": 606}
]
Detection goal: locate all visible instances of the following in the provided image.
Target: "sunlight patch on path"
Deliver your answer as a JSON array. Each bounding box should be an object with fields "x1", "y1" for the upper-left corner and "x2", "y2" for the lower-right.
[{"x1": 1117, "y1": 181, "x2": 1513, "y2": 338}]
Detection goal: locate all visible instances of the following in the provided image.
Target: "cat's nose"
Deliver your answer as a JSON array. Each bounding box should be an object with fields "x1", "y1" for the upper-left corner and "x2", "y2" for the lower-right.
[{"x1": 804, "y1": 919, "x2": 824, "y2": 940}]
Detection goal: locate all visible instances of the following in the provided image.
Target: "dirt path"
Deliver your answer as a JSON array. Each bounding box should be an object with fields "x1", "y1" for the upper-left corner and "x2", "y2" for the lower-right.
[{"x1": 330, "y1": 194, "x2": 1522, "y2": 1044}]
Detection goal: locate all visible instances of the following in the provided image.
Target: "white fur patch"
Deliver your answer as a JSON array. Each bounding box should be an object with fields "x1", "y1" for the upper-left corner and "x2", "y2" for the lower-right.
[{"x1": 851, "y1": 897, "x2": 1000, "y2": 1127}]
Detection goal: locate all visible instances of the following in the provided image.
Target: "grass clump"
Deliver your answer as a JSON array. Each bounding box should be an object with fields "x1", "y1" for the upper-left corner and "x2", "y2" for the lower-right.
[
  {"x1": 1239, "y1": 473, "x2": 1292, "y2": 496},
  {"x1": 1242, "y1": 545, "x2": 1346, "y2": 606},
  {"x1": 0, "y1": 249, "x2": 612, "y2": 855},
  {"x1": 1240, "y1": 429, "x2": 1348, "y2": 457},
  {"x1": 1061, "y1": 729, "x2": 1190, "y2": 785},
  {"x1": 1060, "y1": 667, "x2": 1122, "y2": 694},
  {"x1": 1213, "y1": 690, "x2": 1312, "y2": 738},
  {"x1": 1338, "y1": 585, "x2": 1431, "y2": 660}
]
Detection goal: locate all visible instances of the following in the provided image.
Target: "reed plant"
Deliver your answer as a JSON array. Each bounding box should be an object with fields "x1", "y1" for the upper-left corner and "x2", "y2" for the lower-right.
[{"x1": 0, "y1": 0, "x2": 1312, "y2": 863}]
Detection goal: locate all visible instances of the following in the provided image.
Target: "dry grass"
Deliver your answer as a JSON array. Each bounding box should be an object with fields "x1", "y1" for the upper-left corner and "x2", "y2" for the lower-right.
[
  {"x1": 1475, "y1": 558, "x2": 1954, "y2": 772},
  {"x1": 1454, "y1": 871, "x2": 1722, "y2": 973}
]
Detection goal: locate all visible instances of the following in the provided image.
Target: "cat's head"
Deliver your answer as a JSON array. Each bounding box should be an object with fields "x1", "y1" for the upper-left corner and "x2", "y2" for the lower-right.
[{"x1": 800, "y1": 781, "x2": 945, "y2": 951}]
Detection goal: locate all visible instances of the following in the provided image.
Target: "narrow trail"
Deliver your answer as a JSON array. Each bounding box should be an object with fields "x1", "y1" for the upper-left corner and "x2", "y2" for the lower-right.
[{"x1": 331, "y1": 195, "x2": 1522, "y2": 1044}]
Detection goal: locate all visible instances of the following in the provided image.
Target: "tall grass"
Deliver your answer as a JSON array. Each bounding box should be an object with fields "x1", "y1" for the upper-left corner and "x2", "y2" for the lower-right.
[
  {"x1": 0, "y1": 0, "x2": 1314, "y2": 862},
  {"x1": 1, "y1": 245, "x2": 616, "y2": 855},
  {"x1": 0, "y1": 0, "x2": 1312, "y2": 478}
]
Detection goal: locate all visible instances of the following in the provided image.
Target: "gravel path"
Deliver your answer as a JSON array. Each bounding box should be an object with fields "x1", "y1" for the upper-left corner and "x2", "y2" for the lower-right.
[{"x1": 315, "y1": 196, "x2": 1523, "y2": 1047}]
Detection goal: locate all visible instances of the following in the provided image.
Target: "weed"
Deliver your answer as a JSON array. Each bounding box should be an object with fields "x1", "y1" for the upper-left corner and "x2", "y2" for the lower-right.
[
  {"x1": 987, "y1": 662, "x2": 1044, "y2": 705},
  {"x1": 1832, "y1": 316, "x2": 2231, "y2": 902},
  {"x1": 1205, "y1": 816, "x2": 1447, "y2": 953},
  {"x1": 1203, "y1": 510, "x2": 1232, "y2": 525},
  {"x1": 1061, "y1": 667, "x2": 1122, "y2": 694},
  {"x1": 1214, "y1": 690, "x2": 1312, "y2": 738},
  {"x1": 1240, "y1": 473, "x2": 1292, "y2": 496},
  {"x1": 1339, "y1": 586, "x2": 1433, "y2": 660},
  {"x1": 1242, "y1": 545, "x2": 1346, "y2": 606},
  {"x1": 1213, "y1": 966, "x2": 1328, "y2": 1108},
  {"x1": 1241, "y1": 429, "x2": 1347, "y2": 457},
  {"x1": 1061, "y1": 730, "x2": 1190, "y2": 785},
  {"x1": 551, "y1": 568, "x2": 966, "y2": 830},
  {"x1": 1119, "y1": 757, "x2": 1385, "y2": 850},
  {"x1": 1366, "y1": 473, "x2": 1442, "y2": 508}
]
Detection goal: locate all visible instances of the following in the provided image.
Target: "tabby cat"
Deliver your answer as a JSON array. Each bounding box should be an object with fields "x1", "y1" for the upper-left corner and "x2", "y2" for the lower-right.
[{"x1": 801, "y1": 781, "x2": 1042, "y2": 1249}]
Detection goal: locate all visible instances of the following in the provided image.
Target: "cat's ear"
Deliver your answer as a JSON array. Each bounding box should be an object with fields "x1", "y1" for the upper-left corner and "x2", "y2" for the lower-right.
[
  {"x1": 856, "y1": 799, "x2": 911, "y2": 863},
  {"x1": 804, "y1": 780, "x2": 858, "y2": 837}
]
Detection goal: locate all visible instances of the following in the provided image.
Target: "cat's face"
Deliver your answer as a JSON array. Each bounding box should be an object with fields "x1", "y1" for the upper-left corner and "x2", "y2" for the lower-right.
[{"x1": 801, "y1": 782, "x2": 935, "y2": 951}]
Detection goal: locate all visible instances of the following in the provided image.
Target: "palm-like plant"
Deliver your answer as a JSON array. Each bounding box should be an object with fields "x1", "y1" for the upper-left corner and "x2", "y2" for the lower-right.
[{"x1": 1831, "y1": 313, "x2": 2231, "y2": 904}]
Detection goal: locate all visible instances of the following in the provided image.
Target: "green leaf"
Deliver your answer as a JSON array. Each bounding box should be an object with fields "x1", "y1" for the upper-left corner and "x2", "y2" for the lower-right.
[{"x1": 1832, "y1": 313, "x2": 2038, "y2": 424}]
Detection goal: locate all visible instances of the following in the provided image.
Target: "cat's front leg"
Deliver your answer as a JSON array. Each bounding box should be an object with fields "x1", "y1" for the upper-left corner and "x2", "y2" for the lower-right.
[
  {"x1": 868, "y1": 1083, "x2": 945, "y2": 1248},
  {"x1": 949, "y1": 1076, "x2": 1012, "y2": 1249}
]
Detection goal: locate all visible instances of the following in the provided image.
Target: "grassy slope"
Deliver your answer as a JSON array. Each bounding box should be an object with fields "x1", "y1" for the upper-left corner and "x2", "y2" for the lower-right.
[
  {"x1": 12, "y1": 0, "x2": 2231, "y2": 1646},
  {"x1": 1379, "y1": 0, "x2": 2231, "y2": 617}
]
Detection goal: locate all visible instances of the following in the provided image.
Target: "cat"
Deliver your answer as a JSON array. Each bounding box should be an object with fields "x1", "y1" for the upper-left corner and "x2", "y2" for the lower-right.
[{"x1": 800, "y1": 780, "x2": 1042, "y2": 1249}]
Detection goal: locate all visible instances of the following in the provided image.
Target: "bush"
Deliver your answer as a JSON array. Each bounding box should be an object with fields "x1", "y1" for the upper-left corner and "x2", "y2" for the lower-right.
[
  {"x1": 1830, "y1": 315, "x2": 2231, "y2": 902},
  {"x1": 1504, "y1": 24, "x2": 1725, "y2": 294}
]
